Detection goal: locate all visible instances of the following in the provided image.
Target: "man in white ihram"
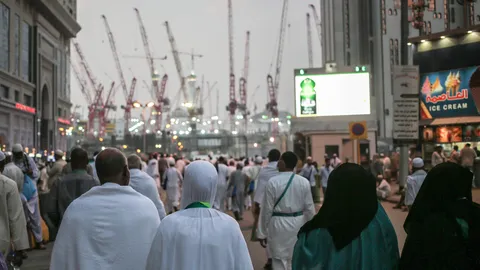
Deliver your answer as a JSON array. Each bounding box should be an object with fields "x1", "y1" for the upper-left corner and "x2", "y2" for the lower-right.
[
  {"x1": 50, "y1": 148, "x2": 160, "y2": 270},
  {"x1": 258, "y1": 151, "x2": 315, "y2": 270},
  {"x1": 146, "y1": 160, "x2": 253, "y2": 270},
  {"x1": 127, "y1": 154, "x2": 166, "y2": 220},
  {"x1": 164, "y1": 158, "x2": 183, "y2": 213}
]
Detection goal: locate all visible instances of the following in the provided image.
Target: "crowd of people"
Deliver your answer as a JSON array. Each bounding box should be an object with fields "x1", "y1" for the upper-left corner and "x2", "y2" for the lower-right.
[{"x1": 1, "y1": 145, "x2": 480, "y2": 270}]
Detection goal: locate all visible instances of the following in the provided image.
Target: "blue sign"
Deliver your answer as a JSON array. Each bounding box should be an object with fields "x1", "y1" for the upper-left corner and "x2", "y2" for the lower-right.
[
  {"x1": 420, "y1": 66, "x2": 480, "y2": 119},
  {"x1": 351, "y1": 123, "x2": 365, "y2": 136}
]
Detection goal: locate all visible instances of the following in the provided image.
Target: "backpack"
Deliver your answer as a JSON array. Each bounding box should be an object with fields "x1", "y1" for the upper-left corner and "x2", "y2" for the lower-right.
[{"x1": 22, "y1": 174, "x2": 36, "y2": 201}]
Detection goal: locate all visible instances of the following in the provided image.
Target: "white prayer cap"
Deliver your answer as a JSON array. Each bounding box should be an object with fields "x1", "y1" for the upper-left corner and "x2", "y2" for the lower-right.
[
  {"x1": 412, "y1": 157, "x2": 424, "y2": 168},
  {"x1": 0, "y1": 151, "x2": 5, "y2": 162},
  {"x1": 254, "y1": 156, "x2": 263, "y2": 164},
  {"x1": 180, "y1": 160, "x2": 218, "y2": 209},
  {"x1": 12, "y1": 144, "x2": 23, "y2": 153},
  {"x1": 54, "y1": 149, "x2": 64, "y2": 157},
  {"x1": 168, "y1": 159, "x2": 175, "y2": 166}
]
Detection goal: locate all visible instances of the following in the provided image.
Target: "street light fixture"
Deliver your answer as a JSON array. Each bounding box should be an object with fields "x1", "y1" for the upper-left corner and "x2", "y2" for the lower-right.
[{"x1": 130, "y1": 101, "x2": 155, "y2": 152}]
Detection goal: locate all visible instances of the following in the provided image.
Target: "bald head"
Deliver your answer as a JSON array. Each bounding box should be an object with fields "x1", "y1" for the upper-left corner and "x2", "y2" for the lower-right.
[
  {"x1": 127, "y1": 154, "x2": 142, "y2": 170},
  {"x1": 95, "y1": 148, "x2": 129, "y2": 185}
]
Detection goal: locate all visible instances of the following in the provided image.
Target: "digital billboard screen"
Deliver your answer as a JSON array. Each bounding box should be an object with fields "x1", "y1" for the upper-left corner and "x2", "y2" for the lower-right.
[{"x1": 294, "y1": 72, "x2": 371, "y2": 117}]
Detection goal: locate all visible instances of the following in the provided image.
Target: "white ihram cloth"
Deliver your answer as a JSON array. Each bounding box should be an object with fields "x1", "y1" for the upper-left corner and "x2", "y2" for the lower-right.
[
  {"x1": 213, "y1": 163, "x2": 229, "y2": 212},
  {"x1": 253, "y1": 162, "x2": 279, "y2": 205},
  {"x1": 50, "y1": 183, "x2": 160, "y2": 270},
  {"x1": 146, "y1": 161, "x2": 253, "y2": 270},
  {"x1": 164, "y1": 167, "x2": 183, "y2": 212},
  {"x1": 257, "y1": 172, "x2": 315, "y2": 260},
  {"x1": 129, "y1": 169, "x2": 166, "y2": 220}
]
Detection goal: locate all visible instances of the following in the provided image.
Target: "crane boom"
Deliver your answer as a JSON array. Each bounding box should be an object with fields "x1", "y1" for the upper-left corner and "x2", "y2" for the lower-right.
[
  {"x1": 164, "y1": 21, "x2": 188, "y2": 102},
  {"x1": 307, "y1": 13, "x2": 313, "y2": 67},
  {"x1": 309, "y1": 5, "x2": 322, "y2": 42},
  {"x1": 101, "y1": 15, "x2": 129, "y2": 100},
  {"x1": 273, "y1": 0, "x2": 289, "y2": 93},
  {"x1": 72, "y1": 41, "x2": 99, "y2": 92},
  {"x1": 70, "y1": 61, "x2": 93, "y2": 104}
]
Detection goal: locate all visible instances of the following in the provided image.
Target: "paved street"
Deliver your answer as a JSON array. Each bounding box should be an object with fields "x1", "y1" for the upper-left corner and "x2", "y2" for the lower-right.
[{"x1": 19, "y1": 188, "x2": 480, "y2": 270}]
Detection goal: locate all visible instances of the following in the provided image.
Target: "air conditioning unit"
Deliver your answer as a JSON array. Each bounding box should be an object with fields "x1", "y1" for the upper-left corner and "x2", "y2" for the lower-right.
[{"x1": 325, "y1": 62, "x2": 337, "y2": 73}]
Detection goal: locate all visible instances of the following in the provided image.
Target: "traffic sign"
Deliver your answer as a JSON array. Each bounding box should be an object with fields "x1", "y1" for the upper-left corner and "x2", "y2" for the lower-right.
[
  {"x1": 349, "y1": 121, "x2": 368, "y2": 140},
  {"x1": 392, "y1": 65, "x2": 419, "y2": 140}
]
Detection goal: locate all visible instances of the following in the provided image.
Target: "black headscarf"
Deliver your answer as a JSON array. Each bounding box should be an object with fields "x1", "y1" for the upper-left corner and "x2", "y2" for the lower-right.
[
  {"x1": 298, "y1": 163, "x2": 378, "y2": 250},
  {"x1": 400, "y1": 162, "x2": 480, "y2": 270}
]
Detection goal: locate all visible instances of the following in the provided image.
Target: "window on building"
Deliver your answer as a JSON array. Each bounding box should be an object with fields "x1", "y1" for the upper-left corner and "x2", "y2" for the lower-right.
[
  {"x1": 394, "y1": 39, "x2": 399, "y2": 65},
  {"x1": 23, "y1": 94, "x2": 31, "y2": 106},
  {"x1": 428, "y1": 0, "x2": 435, "y2": 11},
  {"x1": 451, "y1": 8, "x2": 455, "y2": 23},
  {"x1": 1, "y1": 85, "x2": 9, "y2": 99},
  {"x1": 13, "y1": 14, "x2": 20, "y2": 76},
  {"x1": 369, "y1": 41, "x2": 375, "y2": 97},
  {"x1": 57, "y1": 108, "x2": 62, "y2": 117},
  {"x1": 21, "y1": 21, "x2": 31, "y2": 82},
  {"x1": 0, "y1": 3, "x2": 10, "y2": 71},
  {"x1": 63, "y1": 109, "x2": 67, "y2": 117},
  {"x1": 14, "y1": 90, "x2": 19, "y2": 102},
  {"x1": 346, "y1": 52, "x2": 351, "y2": 66}
]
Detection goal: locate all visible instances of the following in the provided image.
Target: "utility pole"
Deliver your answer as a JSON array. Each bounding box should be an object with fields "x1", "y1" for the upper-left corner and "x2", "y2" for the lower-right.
[{"x1": 398, "y1": 0, "x2": 409, "y2": 191}]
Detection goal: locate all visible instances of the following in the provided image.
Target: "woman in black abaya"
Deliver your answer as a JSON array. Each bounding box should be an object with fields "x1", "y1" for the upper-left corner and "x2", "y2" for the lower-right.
[{"x1": 400, "y1": 162, "x2": 480, "y2": 269}]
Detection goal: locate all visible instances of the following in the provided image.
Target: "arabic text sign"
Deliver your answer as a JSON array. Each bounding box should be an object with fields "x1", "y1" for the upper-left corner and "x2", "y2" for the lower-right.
[
  {"x1": 393, "y1": 65, "x2": 420, "y2": 140},
  {"x1": 420, "y1": 66, "x2": 479, "y2": 119}
]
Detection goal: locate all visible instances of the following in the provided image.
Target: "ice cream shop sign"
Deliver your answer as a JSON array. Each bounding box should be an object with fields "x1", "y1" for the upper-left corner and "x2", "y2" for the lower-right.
[{"x1": 420, "y1": 66, "x2": 480, "y2": 119}]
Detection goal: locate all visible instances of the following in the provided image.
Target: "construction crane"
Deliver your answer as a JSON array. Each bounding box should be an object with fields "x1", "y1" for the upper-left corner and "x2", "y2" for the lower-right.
[
  {"x1": 178, "y1": 49, "x2": 203, "y2": 72},
  {"x1": 134, "y1": 8, "x2": 168, "y2": 133},
  {"x1": 98, "y1": 82, "x2": 117, "y2": 138},
  {"x1": 266, "y1": 0, "x2": 289, "y2": 137},
  {"x1": 238, "y1": 31, "x2": 250, "y2": 132},
  {"x1": 123, "y1": 55, "x2": 167, "y2": 60},
  {"x1": 72, "y1": 41, "x2": 100, "y2": 92},
  {"x1": 164, "y1": 21, "x2": 188, "y2": 104},
  {"x1": 102, "y1": 14, "x2": 137, "y2": 137},
  {"x1": 226, "y1": 0, "x2": 237, "y2": 131},
  {"x1": 306, "y1": 13, "x2": 313, "y2": 67},
  {"x1": 309, "y1": 4, "x2": 324, "y2": 66}
]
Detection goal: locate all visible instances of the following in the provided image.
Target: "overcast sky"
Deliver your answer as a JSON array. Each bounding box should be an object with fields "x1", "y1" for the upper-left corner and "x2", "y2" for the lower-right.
[{"x1": 73, "y1": 0, "x2": 322, "y2": 119}]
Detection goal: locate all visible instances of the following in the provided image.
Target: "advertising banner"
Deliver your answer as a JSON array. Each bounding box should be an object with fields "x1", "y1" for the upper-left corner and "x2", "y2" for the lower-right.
[
  {"x1": 392, "y1": 65, "x2": 419, "y2": 140},
  {"x1": 420, "y1": 66, "x2": 480, "y2": 119},
  {"x1": 294, "y1": 72, "x2": 371, "y2": 117}
]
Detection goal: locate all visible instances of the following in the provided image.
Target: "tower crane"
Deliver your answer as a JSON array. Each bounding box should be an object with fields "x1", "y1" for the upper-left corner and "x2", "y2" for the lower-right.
[
  {"x1": 98, "y1": 82, "x2": 117, "y2": 138},
  {"x1": 306, "y1": 13, "x2": 313, "y2": 67},
  {"x1": 102, "y1": 14, "x2": 137, "y2": 137},
  {"x1": 266, "y1": 0, "x2": 289, "y2": 137},
  {"x1": 238, "y1": 31, "x2": 250, "y2": 131},
  {"x1": 72, "y1": 41, "x2": 100, "y2": 92},
  {"x1": 226, "y1": 0, "x2": 237, "y2": 131},
  {"x1": 134, "y1": 8, "x2": 168, "y2": 133}
]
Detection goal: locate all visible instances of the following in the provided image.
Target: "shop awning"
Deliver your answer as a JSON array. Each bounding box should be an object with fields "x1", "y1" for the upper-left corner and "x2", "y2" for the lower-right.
[{"x1": 419, "y1": 116, "x2": 480, "y2": 126}]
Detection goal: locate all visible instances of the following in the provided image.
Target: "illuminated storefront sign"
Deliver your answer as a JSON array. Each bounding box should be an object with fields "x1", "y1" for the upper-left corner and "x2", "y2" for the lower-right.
[
  {"x1": 57, "y1": 118, "x2": 71, "y2": 125},
  {"x1": 15, "y1": 103, "x2": 35, "y2": 114},
  {"x1": 420, "y1": 66, "x2": 480, "y2": 119}
]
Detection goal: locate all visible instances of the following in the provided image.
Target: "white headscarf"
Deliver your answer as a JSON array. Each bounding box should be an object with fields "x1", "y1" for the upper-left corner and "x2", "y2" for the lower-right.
[{"x1": 180, "y1": 160, "x2": 218, "y2": 209}]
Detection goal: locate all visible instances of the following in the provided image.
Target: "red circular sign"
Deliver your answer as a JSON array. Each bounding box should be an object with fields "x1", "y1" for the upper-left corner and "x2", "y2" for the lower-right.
[{"x1": 352, "y1": 123, "x2": 365, "y2": 136}]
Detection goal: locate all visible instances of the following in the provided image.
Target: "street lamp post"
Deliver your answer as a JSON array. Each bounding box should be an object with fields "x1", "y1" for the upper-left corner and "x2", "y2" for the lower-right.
[{"x1": 133, "y1": 101, "x2": 155, "y2": 153}]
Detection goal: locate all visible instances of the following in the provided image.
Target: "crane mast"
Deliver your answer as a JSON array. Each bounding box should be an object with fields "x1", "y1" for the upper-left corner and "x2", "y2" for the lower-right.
[
  {"x1": 102, "y1": 15, "x2": 134, "y2": 136},
  {"x1": 266, "y1": 0, "x2": 289, "y2": 136},
  {"x1": 238, "y1": 31, "x2": 250, "y2": 126},
  {"x1": 309, "y1": 4, "x2": 324, "y2": 66},
  {"x1": 70, "y1": 61, "x2": 95, "y2": 136},
  {"x1": 306, "y1": 13, "x2": 313, "y2": 67},
  {"x1": 226, "y1": 0, "x2": 237, "y2": 130},
  {"x1": 134, "y1": 8, "x2": 168, "y2": 133}
]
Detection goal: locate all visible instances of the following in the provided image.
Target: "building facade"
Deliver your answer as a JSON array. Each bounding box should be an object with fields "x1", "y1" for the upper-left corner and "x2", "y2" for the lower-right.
[
  {"x1": 0, "y1": 0, "x2": 80, "y2": 153},
  {"x1": 408, "y1": 0, "x2": 480, "y2": 164}
]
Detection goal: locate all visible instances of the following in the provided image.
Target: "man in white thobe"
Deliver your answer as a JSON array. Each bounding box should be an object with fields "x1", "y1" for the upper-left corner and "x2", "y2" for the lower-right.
[
  {"x1": 50, "y1": 148, "x2": 160, "y2": 270},
  {"x1": 146, "y1": 160, "x2": 253, "y2": 270},
  {"x1": 253, "y1": 149, "x2": 281, "y2": 269},
  {"x1": 127, "y1": 154, "x2": 166, "y2": 220},
  {"x1": 213, "y1": 156, "x2": 229, "y2": 212},
  {"x1": 405, "y1": 157, "x2": 427, "y2": 210},
  {"x1": 0, "y1": 151, "x2": 29, "y2": 257},
  {"x1": 164, "y1": 159, "x2": 183, "y2": 214},
  {"x1": 147, "y1": 153, "x2": 160, "y2": 189},
  {"x1": 258, "y1": 151, "x2": 315, "y2": 270}
]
